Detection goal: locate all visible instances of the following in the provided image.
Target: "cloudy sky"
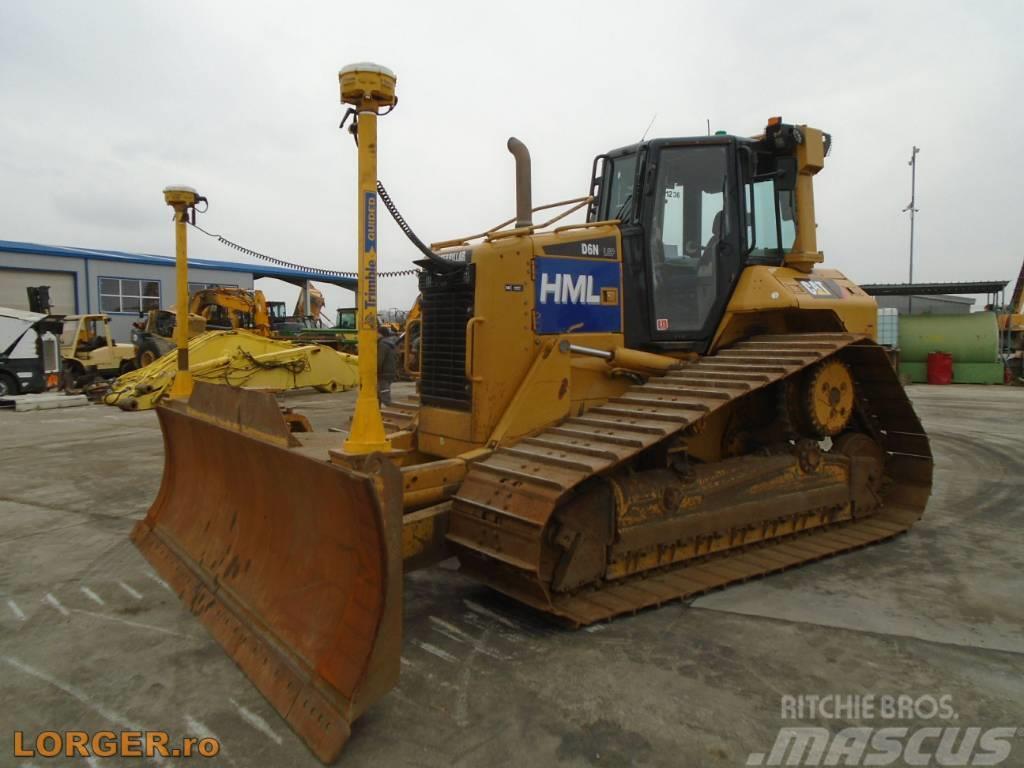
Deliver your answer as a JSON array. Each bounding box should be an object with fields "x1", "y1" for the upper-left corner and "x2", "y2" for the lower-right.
[{"x1": 1, "y1": 1, "x2": 1021, "y2": 315}]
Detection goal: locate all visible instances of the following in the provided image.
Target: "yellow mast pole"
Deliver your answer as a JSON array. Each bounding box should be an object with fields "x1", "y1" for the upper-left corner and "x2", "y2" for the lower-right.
[
  {"x1": 339, "y1": 63, "x2": 396, "y2": 454},
  {"x1": 784, "y1": 126, "x2": 825, "y2": 274},
  {"x1": 163, "y1": 186, "x2": 202, "y2": 399}
]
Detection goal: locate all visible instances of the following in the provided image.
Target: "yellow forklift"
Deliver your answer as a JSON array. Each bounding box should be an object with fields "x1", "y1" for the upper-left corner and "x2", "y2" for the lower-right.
[{"x1": 59, "y1": 313, "x2": 136, "y2": 389}]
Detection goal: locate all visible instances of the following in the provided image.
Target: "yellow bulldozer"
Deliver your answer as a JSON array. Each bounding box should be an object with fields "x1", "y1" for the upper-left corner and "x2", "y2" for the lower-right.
[{"x1": 133, "y1": 65, "x2": 932, "y2": 763}]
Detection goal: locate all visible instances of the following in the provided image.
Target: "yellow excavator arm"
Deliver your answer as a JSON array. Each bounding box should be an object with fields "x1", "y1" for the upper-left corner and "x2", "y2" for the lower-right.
[
  {"x1": 294, "y1": 282, "x2": 327, "y2": 323},
  {"x1": 189, "y1": 287, "x2": 272, "y2": 336}
]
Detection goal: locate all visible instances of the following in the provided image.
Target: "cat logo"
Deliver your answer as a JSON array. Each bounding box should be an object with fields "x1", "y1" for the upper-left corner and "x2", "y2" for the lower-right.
[{"x1": 797, "y1": 279, "x2": 844, "y2": 299}]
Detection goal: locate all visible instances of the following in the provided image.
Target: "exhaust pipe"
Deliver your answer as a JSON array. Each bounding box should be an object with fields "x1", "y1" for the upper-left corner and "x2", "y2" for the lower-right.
[{"x1": 507, "y1": 137, "x2": 532, "y2": 228}]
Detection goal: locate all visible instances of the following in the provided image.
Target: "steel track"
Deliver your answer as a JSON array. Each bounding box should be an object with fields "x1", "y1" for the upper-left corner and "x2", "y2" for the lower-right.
[{"x1": 447, "y1": 333, "x2": 934, "y2": 625}]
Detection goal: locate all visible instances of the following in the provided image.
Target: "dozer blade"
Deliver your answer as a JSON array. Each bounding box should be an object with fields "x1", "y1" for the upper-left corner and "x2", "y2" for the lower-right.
[{"x1": 132, "y1": 382, "x2": 402, "y2": 763}]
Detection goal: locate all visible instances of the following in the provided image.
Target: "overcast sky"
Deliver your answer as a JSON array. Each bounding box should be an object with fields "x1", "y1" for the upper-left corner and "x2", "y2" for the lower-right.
[{"x1": 1, "y1": 1, "x2": 1021, "y2": 316}]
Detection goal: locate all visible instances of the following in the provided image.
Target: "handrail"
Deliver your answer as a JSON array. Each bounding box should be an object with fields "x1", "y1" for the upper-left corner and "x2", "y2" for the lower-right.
[
  {"x1": 403, "y1": 317, "x2": 422, "y2": 378},
  {"x1": 553, "y1": 219, "x2": 621, "y2": 235},
  {"x1": 430, "y1": 196, "x2": 593, "y2": 249}
]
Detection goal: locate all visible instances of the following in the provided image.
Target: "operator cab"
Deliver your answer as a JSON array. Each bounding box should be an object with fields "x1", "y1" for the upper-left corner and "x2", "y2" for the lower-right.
[
  {"x1": 61, "y1": 315, "x2": 110, "y2": 353},
  {"x1": 589, "y1": 119, "x2": 824, "y2": 353}
]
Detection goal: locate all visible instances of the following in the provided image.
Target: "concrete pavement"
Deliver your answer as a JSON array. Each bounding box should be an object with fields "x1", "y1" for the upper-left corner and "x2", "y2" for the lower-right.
[{"x1": 1, "y1": 384, "x2": 1022, "y2": 767}]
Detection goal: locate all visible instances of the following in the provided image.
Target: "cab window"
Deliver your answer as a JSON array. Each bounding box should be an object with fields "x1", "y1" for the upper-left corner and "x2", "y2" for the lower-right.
[
  {"x1": 746, "y1": 179, "x2": 795, "y2": 259},
  {"x1": 602, "y1": 154, "x2": 638, "y2": 221}
]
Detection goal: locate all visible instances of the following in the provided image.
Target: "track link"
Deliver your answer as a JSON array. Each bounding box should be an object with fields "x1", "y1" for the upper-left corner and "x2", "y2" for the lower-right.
[{"x1": 447, "y1": 333, "x2": 933, "y2": 625}]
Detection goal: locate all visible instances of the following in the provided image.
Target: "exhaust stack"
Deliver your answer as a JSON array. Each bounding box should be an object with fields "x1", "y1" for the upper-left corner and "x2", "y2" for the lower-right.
[{"x1": 507, "y1": 137, "x2": 532, "y2": 228}]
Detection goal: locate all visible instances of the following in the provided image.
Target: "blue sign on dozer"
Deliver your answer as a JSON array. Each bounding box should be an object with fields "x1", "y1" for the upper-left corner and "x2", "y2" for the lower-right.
[
  {"x1": 363, "y1": 191, "x2": 377, "y2": 253},
  {"x1": 534, "y1": 257, "x2": 621, "y2": 334}
]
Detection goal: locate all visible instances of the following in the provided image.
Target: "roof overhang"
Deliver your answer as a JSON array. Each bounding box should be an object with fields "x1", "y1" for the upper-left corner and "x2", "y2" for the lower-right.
[
  {"x1": 0, "y1": 240, "x2": 358, "y2": 291},
  {"x1": 860, "y1": 281, "x2": 1009, "y2": 297}
]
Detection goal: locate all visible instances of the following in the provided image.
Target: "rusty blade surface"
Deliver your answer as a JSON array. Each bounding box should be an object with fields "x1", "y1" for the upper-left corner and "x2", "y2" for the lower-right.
[{"x1": 132, "y1": 383, "x2": 402, "y2": 763}]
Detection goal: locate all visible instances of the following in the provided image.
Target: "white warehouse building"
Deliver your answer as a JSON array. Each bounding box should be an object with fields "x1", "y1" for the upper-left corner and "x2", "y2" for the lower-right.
[{"x1": 0, "y1": 239, "x2": 356, "y2": 340}]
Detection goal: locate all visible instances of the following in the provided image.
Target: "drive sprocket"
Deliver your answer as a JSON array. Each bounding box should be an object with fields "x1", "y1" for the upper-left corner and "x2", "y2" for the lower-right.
[{"x1": 804, "y1": 359, "x2": 855, "y2": 437}]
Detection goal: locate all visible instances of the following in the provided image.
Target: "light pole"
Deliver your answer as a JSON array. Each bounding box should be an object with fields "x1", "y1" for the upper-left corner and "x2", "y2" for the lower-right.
[{"x1": 903, "y1": 146, "x2": 920, "y2": 314}]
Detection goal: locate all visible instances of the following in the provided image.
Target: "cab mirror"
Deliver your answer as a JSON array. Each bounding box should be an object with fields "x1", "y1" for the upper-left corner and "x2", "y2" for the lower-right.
[{"x1": 776, "y1": 156, "x2": 798, "y2": 192}]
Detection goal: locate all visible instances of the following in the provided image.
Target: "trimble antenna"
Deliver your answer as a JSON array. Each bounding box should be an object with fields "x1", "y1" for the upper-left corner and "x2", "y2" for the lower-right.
[{"x1": 338, "y1": 62, "x2": 397, "y2": 454}]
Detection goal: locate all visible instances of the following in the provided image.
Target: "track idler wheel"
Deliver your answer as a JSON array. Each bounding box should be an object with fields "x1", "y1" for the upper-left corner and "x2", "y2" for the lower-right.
[{"x1": 550, "y1": 482, "x2": 615, "y2": 592}]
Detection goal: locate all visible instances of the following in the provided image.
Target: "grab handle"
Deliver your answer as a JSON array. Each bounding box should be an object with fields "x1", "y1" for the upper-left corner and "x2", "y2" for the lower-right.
[{"x1": 465, "y1": 316, "x2": 485, "y2": 382}]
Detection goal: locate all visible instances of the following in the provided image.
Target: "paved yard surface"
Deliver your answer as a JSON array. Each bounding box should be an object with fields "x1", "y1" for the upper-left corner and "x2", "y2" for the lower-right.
[{"x1": 1, "y1": 384, "x2": 1022, "y2": 767}]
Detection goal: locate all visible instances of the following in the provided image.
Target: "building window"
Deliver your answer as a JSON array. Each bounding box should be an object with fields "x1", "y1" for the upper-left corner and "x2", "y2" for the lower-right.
[
  {"x1": 188, "y1": 282, "x2": 238, "y2": 296},
  {"x1": 99, "y1": 277, "x2": 161, "y2": 313}
]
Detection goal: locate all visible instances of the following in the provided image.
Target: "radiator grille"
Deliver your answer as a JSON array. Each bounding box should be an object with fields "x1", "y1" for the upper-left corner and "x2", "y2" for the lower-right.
[{"x1": 419, "y1": 265, "x2": 475, "y2": 409}]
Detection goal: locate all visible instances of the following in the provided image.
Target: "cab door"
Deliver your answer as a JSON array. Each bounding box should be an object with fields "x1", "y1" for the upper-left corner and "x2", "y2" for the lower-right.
[{"x1": 638, "y1": 140, "x2": 745, "y2": 352}]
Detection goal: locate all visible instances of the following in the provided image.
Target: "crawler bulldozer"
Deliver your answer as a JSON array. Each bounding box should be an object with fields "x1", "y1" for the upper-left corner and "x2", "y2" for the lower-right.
[{"x1": 133, "y1": 65, "x2": 932, "y2": 763}]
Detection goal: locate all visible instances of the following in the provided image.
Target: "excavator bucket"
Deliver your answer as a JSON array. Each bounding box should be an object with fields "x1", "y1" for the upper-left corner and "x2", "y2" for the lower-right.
[{"x1": 131, "y1": 382, "x2": 402, "y2": 763}]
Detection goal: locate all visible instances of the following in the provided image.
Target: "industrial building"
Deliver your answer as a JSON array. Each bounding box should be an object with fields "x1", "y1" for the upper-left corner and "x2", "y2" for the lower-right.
[{"x1": 0, "y1": 239, "x2": 356, "y2": 340}]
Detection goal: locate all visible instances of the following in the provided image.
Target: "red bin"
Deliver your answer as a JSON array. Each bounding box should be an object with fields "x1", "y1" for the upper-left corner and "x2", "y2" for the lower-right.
[{"x1": 926, "y1": 351, "x2": 954, "y2": 385}]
